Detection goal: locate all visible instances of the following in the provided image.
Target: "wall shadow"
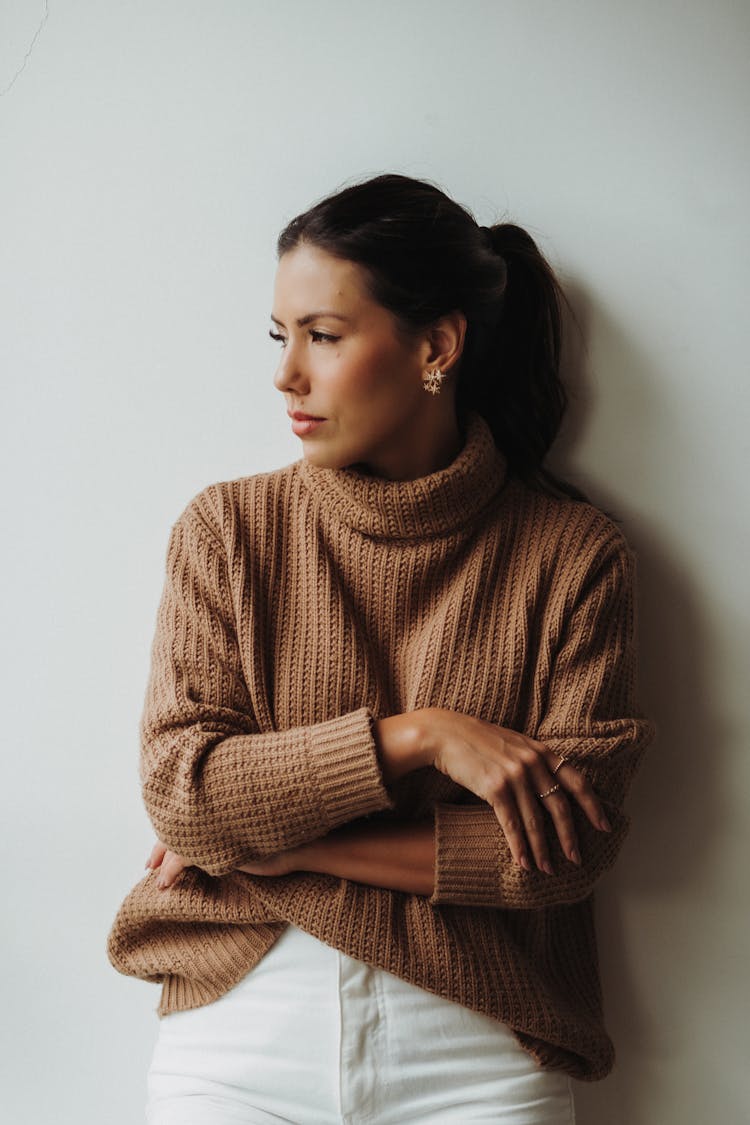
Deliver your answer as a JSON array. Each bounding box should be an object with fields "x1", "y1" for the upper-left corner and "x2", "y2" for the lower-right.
[{"x1": 548, "y1": 284, "x2": 722, "y2": 1123}]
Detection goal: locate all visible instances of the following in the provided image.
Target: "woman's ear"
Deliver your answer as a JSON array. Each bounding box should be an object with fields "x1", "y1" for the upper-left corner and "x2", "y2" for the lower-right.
[{"x1": 424, "y1": 310, "x2": 467, "y2": 372}]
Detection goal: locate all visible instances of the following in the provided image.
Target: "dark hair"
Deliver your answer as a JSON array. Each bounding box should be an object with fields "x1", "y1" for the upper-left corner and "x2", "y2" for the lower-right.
[{"x1": 277, "y1": 173, "x2": 586, "y2": 501}]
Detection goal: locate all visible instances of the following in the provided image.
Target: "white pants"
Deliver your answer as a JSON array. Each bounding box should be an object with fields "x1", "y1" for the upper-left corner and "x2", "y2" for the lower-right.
[{"x1": 146, "y1": 922, "x2": 576, "y2": 1124}]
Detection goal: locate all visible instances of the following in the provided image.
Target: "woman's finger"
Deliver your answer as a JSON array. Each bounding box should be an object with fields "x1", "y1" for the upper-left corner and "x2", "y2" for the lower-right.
[
  {"x1": 146, "y1": 840, "x2": 168, "y2": 870},
  {"x1": 548, "y1": 756, "x2": 612, "y2": 832},
  {"x1": 489, "y1": 789, "x2": 533, "y2": 871},
  {"x1": 513, "y1": 781, "x2": 555, "y2": 874},
  {"x1": 156, "y1": 850, "x2": 189, "y2": 889},
  {"x1": 514, "y1": 760, "x2": 580, "y2": 872},
  {"x1": 535, "y1": 781, "x2": 581, "y2": 865}
]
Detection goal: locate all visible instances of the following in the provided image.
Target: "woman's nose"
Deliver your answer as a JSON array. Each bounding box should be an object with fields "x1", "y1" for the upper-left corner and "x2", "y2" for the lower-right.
[{"x1": 272, "y1": 342, "x2": 308, "y2": 395}]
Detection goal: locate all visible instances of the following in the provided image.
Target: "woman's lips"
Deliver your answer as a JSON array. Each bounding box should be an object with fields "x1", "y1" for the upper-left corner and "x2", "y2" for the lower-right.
[{"x1": 290, "y1": 416, "x2": 326, "y2": 436}]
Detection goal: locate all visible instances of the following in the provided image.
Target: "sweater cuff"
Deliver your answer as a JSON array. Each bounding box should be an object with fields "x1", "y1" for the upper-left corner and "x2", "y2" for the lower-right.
[
  {"x1": 428, "y1": 802, "x2": 502, "y2": 907},
  {"x1": 308, "y1": 706, "x2": 397, "y2": 828}
]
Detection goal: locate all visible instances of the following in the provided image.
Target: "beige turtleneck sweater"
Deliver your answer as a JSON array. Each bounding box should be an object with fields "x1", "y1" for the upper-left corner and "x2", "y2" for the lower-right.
[{"x1": 106, "y1": 409, "x2": 654, "y2": 1081}]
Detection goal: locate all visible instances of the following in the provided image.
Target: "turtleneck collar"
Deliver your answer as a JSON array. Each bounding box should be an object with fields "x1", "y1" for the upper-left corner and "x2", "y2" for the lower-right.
[{"x1": 297, "y1": 409, "x2": 508, "y2": 540}]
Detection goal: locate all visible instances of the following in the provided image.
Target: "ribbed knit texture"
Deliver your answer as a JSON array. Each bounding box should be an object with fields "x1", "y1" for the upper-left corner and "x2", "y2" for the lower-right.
[{"x1": 106, "y1": 408, "x2": 655, "y2": 1081}]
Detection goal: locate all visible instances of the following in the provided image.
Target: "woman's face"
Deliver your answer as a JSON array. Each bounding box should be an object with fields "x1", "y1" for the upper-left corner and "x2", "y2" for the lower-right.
[{"x1": 271, "y1": 243, "x2": 456, "y2": 478}]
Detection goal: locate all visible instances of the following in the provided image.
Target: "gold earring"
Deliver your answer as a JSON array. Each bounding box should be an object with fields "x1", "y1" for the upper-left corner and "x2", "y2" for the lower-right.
[{"x1": 422, "y1": 367, "x2": 446, "y2": 395}]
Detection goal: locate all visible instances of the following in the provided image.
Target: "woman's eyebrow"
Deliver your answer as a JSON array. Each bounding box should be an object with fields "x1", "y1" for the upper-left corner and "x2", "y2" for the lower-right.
[{"x1": 270, "y1": 311, "x2": 351, "y2": 328}]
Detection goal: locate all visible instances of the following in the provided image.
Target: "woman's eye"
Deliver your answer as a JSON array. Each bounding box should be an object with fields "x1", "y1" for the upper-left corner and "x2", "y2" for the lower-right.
[{"x1": 269, "y1": 328, "x2": 340, "y2": 346}]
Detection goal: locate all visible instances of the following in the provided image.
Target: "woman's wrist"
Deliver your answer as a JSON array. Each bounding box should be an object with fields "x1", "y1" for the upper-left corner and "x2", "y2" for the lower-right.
[{"x1": 372, "y1": 709, "x2": 436, "y2": 784}]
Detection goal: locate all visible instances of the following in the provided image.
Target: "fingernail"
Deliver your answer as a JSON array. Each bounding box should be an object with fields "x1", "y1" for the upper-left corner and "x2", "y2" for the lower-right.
[
  {"x1": 599, "y1": 816, "x2": 612, "y2": 832},
  {"x1": 145, "y1": 860, "x2": 152, "y2": 869},
  {"x1": 541, "y1": 861, "x2": 554, "y2": 876},
  {"x1": 156, "y1": 877, "x2": 167, "y2": 889},
  {"x1": 519, "y1": 855, "x2": 531, "y2": 871},
  {"x1": 569, "y1": 849, "x2": 581, "y2": 866}
]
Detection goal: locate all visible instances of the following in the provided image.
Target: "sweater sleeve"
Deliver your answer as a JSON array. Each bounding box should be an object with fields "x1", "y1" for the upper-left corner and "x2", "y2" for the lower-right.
[
  {"x1": 428, "y1": 525, "x2": 655, "y2": 910},
  {"x1": 139, "y1": 500, "x2": 396, "y2": 877}
]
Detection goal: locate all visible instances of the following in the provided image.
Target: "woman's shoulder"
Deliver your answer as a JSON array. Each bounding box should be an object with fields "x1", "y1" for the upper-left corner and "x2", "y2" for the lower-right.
[
  {"x1": 501, "y1": 476, "x2": 633, "y2": 570},
  {"x1": 170, "y1": 460, "x2": 302, "y2": 546}
]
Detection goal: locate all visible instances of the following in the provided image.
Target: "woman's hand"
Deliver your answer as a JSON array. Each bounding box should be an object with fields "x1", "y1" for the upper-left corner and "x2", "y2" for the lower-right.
[
  {"x1": 146, "y1": 840, "x2": 188, "y2": 888},
  {"x1": 145, "y1": 840, "x2": 307, "y2": 889},
  {"x1": 419, "y1": 708, "x2": 611, "y2": 874}
]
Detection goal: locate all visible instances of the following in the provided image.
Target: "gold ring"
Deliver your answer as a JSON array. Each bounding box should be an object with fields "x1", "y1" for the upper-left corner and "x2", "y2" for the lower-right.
[
  {"x1": 551, "y1": 755, "x2": 567, "y2": 775},
  {"x1": 538, "y1": 783, "x2": 561, "y2": 800}
]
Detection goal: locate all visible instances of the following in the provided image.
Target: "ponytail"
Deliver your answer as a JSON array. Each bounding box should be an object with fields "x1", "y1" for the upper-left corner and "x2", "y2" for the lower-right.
[{"x1": 457, "y1": 223, "x2": 588, "y2": 502}]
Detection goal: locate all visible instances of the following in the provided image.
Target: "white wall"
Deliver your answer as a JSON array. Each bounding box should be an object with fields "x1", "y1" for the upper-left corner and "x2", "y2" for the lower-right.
[{"x1": 2, "y1": 2, "x2": 747, "y2": 1121}]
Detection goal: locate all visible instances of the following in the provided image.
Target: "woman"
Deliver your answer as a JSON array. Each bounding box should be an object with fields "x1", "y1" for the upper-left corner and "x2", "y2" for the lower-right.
[{"x1": 107, "y1": 173, "x2": 655, "y2": 1123}]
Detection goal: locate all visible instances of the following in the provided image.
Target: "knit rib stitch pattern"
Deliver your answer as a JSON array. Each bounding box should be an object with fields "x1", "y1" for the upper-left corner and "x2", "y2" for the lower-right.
[{"x1": 106, "y1": 409, "x2": 655, "y2": 1081}]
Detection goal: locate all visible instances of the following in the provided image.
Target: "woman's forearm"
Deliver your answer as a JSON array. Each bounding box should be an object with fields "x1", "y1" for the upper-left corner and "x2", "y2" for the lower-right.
[
  {"x1": 157, "y1": 712, "x2": 437, "y2": 894},
  {"x1": 297, "y1": 817, "x2": 436, "y2": 896}
]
